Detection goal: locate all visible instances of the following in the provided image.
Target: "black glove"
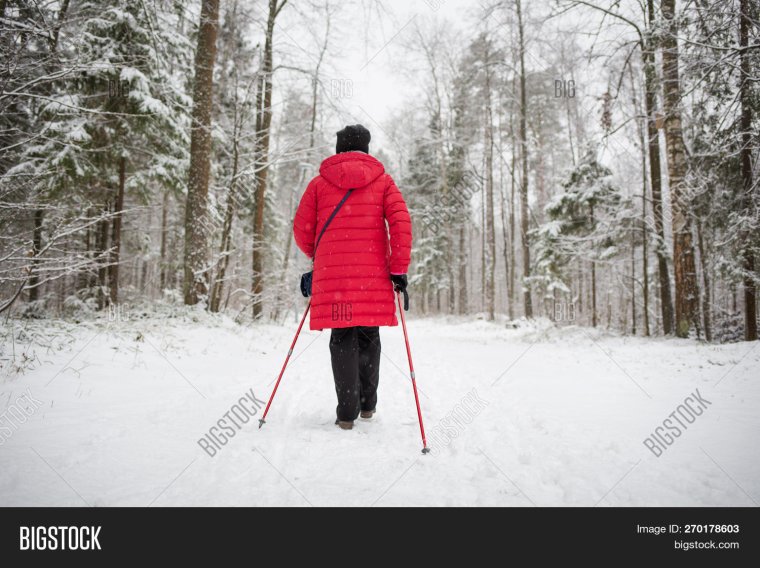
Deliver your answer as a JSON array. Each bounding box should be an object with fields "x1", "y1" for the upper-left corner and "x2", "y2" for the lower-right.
[{"x1": 391, "y1": 274, "x2": 409, "y2": 311}]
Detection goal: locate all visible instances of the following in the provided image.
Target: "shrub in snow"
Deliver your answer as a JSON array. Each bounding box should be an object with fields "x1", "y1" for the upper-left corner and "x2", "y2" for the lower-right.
[
  {"x1": 712, "y1": 312, "x2": 744, "y2": 344},
  {"x1": 62, "y1": 295, "x2": 94, "y2": 318},
  {"x1": 20, "y1": 300, "x2": 48, "y2": 319}
]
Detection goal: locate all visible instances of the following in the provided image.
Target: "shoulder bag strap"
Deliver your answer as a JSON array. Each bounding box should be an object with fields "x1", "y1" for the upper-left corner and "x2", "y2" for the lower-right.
[{"x1": 313, "y1": 188, "x2": 354, "y2": 255}]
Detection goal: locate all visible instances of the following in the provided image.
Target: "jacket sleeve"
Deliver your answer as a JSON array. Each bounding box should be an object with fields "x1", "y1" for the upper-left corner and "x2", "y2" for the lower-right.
[
  {"x1": 383, "y1": 175, "x2": 412, "y2": 275},
  {"x1": 294, "y1": 178, "x2": 318, "y2": 259}
]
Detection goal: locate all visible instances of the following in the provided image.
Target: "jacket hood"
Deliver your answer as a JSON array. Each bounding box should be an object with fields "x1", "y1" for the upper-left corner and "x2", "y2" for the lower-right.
[{"x1": 319, "y1": 152, "x2": 385, "y2": 190}]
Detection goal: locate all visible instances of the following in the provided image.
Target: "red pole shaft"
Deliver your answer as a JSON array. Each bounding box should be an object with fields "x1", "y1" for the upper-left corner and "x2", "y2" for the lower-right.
[
  {"x1": 397, "y1": 292, "x2": 429, "y2": 452},
  {"x1": 259, "y1": 302, "x2": 311, "y2": 426}
]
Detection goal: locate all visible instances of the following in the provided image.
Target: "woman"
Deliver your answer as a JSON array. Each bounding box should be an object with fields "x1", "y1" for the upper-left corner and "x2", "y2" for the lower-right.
[{"x1": 293, "y1": 124, "x2": 412, "y2": 430}]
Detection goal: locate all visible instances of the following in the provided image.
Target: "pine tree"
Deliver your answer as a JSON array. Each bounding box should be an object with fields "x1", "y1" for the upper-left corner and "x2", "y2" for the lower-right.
[{"x1": 534, "y1": 146, "x2": 631, "y2": 325}]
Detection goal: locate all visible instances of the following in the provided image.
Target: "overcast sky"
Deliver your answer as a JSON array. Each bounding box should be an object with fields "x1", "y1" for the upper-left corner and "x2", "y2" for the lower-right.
[
  {"x1": 271, "y1": 0, "x2": 482, "y2": 151},
  {"x1": 267, "y1": 0, "x2": 640, "y2": 177}
]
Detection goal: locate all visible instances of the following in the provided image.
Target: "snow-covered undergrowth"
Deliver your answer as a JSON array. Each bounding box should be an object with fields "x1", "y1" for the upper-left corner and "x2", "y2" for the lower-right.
[{"x1": 1, "y1": 307, "x2": 758, "y2": 506}]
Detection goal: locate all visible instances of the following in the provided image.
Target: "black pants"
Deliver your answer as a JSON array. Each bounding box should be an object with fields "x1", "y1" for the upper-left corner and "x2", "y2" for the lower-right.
[{"x1": 330, "y1": 326, "x2": 380, "y2": 422}]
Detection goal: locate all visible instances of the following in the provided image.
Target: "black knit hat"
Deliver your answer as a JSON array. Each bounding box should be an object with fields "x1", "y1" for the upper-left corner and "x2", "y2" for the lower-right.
[{"x1": 336, "y1": 124, "x2": 371, "y2": 154}]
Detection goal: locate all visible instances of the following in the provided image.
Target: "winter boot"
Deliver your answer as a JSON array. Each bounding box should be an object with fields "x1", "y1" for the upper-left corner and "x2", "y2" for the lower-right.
[
  {"x1": 335, "y1": 419, "x2": 354, "y2": 430},
  {"x1": 360, "y1": 409, "x2": 375, "y2": 419}
]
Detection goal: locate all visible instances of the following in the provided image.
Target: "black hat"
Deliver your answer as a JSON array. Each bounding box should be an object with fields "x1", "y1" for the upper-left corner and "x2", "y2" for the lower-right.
[{"x1": 336, "y1": 124, "x2": 371, "y2": 154}]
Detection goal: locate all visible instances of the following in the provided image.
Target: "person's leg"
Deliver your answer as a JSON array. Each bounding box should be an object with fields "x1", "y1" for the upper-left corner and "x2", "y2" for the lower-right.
[
  {"x1": 357, "y1": 326, "x2": 381, "y2": 413},
  {"x1": 330, "y1": 327, "x2": 361, "y2": 422}
]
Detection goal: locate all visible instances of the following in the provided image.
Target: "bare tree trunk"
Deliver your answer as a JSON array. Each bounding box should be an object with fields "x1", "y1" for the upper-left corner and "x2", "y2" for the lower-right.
[
  {"x1": 590, "y1": 202, "x2": 597, "y2": 327},
  {"x1": 606, "y1": 281, "x2": 612, "y2": 328},
  {"x1": 481, "y1": 171, "x2": 486, "y2": 312},
  {"x1": 484, "y1": 46, "x2": 495, "y2": 320},
  {"x1": 108, "y1": 156, "x2": 126, "y2": 305},
  {"x1": 591, "y1": 260, "x2": 597, "y2": 327},
  {"x1": 696, "y1": 217, "x2": 712, "y2": 341},
  {"x1": 88, "y1": 209, "x2": 97, "y2": 291},
  {"x1": 739, "y1": 0, "x2": 757, "y2": 341},
  {"x1": 209, "y1": 123, "x2": 240, "y2": 313},
  {"x1": 516, "y1": 0, "x2": 532, "y2": 318},
  {"x1": 499, "y1": 146, "x2": 512, "y2": 321},
  {"x1": 209, "y1": 0, "x2": 242, "y2": 309},
  {"x1": 576, "y1": 256, "x2": 583, "y2": 318},
  {"x1": 458, "y1": 225, "x2": 468, "y2": 314},
  {"x1": 97, "y1": 204, "x2": 110, "y2": 309},
  {"x1": 274, "y1": 165, "x2": 305, "y2": 321},
  {"x1": 183, "y1": 0, "x2": 220, "y2": 306},
  {"x1": 641, "y1": 178, "x2": 650, "y2": 336},
  {"x1": 630, "y1": 62, "x2": 651, "y2": 337},
  {"x1": 440, "y1": 133, "x2": 454, "y2": 316},
  {"x1": 251, "y1": 0, "x2": 287, "y2": 319},
  {"x1": 645, "y1": 0, "x2": 674, "y2": 335},
  {"x1": 509, "y1": 128, "x2": 516, "y2": 320},
  {"x1": 159, "y1": 189, "x2": 169, "y2": 291},
  {"x1": 28, "y1": 208, "x2": 43, "y2": 302},
  {"x1": 661, "y1": 0, "x2": 698, "y2": 338},
  {"x1": 631, "y1": 238, "x2": 637, "y2": 335}
]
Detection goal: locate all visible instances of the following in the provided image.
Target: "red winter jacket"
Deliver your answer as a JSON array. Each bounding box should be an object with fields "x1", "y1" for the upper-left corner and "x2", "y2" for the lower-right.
[{"x1": 293, "y1": 152, "x2": 412, "y2": 331}]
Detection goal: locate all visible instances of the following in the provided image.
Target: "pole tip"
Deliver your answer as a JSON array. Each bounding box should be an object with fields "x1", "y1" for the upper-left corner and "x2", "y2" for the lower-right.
[
  {"x1": 421, "y1": 447, "x2": 430, "y2": 454},
  {"x1": 258, "y1": 419, "x2": 265, "y2": 429}
]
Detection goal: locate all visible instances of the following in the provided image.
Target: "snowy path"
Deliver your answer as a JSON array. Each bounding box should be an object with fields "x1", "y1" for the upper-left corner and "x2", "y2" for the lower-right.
[{"x1": 1, "y1": 310, "x2": 758, "y2": 507}]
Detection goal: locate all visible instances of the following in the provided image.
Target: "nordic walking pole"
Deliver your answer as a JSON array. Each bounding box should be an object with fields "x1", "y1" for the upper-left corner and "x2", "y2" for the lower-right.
[
  {"x1": 396, "y1": 291, "x2": 430, "y2": 454},
  {"x1": 259, "y1": 302, "x2": 311, "y2": 428}
]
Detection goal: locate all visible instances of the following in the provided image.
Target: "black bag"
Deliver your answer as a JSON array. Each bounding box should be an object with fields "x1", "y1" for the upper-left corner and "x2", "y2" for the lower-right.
[{"x1": 300, "y1": 189, "x2": 354, "y2": 297}]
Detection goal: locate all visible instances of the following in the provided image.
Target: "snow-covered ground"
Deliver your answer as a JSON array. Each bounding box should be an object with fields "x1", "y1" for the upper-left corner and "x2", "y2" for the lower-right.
[{"x1": 1, "y1": 307, "x2": 758, "y2": 507}]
